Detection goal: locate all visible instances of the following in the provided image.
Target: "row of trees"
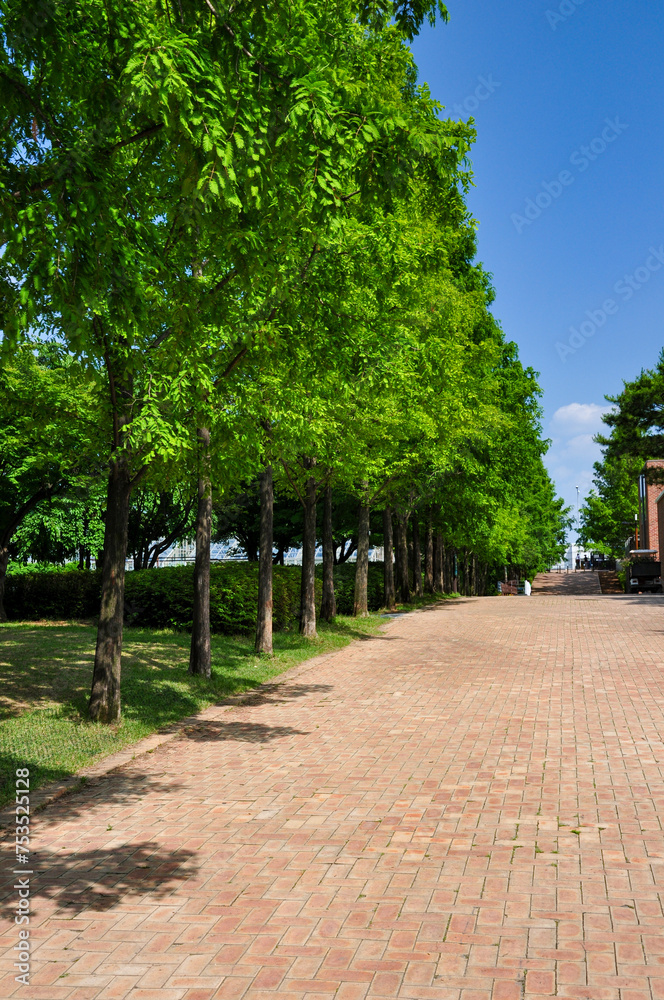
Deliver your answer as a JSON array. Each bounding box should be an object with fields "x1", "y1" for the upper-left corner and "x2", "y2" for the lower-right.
[
  {"x1": 580, "y1": 350, "x2": 664, "y2": 554},
  {"x1": 1, "y1": 0, "x2": 567, "y2": 723}
]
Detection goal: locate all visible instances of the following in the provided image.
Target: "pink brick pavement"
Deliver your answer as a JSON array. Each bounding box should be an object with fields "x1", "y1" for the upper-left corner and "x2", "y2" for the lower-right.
[{"x1": 3, "y1": 585, "x2": 664, "y2": 999}]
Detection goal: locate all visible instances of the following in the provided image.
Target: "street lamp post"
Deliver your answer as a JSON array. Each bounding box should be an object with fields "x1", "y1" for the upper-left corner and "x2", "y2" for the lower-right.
[{"x1": 575, "y1": 485, "x2": 580, "y2": 570}]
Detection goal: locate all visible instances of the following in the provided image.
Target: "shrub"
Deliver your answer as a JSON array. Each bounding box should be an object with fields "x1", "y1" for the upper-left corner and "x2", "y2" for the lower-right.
[
  {"x1": 4, "y1": 561, "x2": 387, "y2": 631},
  {"x1": 7, "y1": 561, "x2": 83, "y2": 575},
  {"x1": 123, "y1": 564, "x2": 318, "y2": 634},
  {"x1": 323, "y1": 562, "x2": 384, "y2": 614},
  {"x1": 4, "y1": 569, "x2": 101, "y2": 619}
]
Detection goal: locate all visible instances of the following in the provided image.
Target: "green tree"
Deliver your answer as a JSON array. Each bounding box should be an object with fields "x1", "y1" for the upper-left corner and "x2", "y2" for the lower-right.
[
  {"x1": 579, "y1": 453, "x2": 640, "y2": 556},
  {"x1": 2, "y1": 0, "x2": 460, "y2": 716},
  {"x1": 584, "y1": 350, "x2": 664, "y2": 553},
  {"x1": 0, "y1": 345, "x2": 99, "y2": 619}
]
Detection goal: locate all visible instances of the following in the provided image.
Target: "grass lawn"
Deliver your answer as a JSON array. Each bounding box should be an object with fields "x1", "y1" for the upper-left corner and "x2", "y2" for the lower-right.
[{"x1": 0, "y1": 600, "x2": 449, "y2": 808}]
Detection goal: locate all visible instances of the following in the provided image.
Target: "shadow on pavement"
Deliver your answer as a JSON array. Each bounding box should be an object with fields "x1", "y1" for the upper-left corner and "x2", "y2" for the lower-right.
[
  {"x1": 1, "y1": 839, "x2": 197, "y2": 916},
  {"x1": 236, "y1": 682, "x2": 331, "y2": 707},
  {"x1": 178, "y1": 719, "x2": 309, "y2": 742},
  {"x1": 532, "y1": 572, "x2": 602, "y2": 596}
]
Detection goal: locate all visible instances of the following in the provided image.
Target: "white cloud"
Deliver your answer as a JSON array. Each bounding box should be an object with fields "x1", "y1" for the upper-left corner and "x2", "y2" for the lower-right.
[
  {"x1": 544, "y1": 402, "x2": 609, "y2": 511},
  {"x1": 564, "y1": 433, "x2": 600, "y2": 457},
  {"x1": 550, "y1": 402, "x2": 610, "y2": 435}
]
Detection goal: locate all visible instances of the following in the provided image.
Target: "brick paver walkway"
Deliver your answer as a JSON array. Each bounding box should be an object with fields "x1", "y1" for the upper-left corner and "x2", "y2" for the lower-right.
[{"x1": 3, "y1": 592, "x2": 664, "y2": 1000}]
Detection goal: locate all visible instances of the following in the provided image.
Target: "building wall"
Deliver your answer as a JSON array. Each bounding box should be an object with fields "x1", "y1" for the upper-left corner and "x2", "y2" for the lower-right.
[
  {"x1": 643, "y1": 460, "x2": 664, "y2": 560},
  {"x1": 658, "y1": 492, "x2": 664, "y2": 565}
]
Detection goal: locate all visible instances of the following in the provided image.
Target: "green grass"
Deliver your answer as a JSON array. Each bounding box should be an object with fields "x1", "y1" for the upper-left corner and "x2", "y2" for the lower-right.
[{"x1": 0, "y1": 610, "x2": 409, "y2": 808}]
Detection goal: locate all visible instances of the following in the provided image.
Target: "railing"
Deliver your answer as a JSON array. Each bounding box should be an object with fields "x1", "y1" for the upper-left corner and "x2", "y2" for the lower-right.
[{"x1": 497, "y1": 579, "x2": 531, "y2": 596}]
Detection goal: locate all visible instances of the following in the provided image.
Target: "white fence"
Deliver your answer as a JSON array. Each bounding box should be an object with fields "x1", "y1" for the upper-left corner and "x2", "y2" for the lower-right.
[{"x1": 124, "y1": 540, "x2": 386, "y2": 570}]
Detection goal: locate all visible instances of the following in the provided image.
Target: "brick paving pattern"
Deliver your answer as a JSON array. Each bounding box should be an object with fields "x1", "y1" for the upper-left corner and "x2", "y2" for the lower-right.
[{"x1": 2, "y1": 587, "x2": 664, "y2": 999}]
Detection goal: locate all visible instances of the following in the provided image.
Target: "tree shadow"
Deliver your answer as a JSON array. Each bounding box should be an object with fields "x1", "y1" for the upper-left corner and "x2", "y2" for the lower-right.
[
  {"x1": 1, "y1": 770, "x2": 196, "y2": 915},
  {"x1": 600, "y1": 594, "x2": 664, "y2": 603},
  {"x1": 0, "y1": 839, "x2": 197, "y2": 916},
  {"x1": 177, "y1": 719, "x2": 310, "y2": 742},
  {"x1": 26, "y1": 772, "x2": 188, "y2": 825},
  {"x1": 233, "y1": 682, "x2": 331, "y2": 708},
  {"x1": 0, "y1": 624, "x2": 96, "y2": 721}
]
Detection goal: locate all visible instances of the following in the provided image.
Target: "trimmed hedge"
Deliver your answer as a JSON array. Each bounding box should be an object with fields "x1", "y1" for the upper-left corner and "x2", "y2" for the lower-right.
[
  {"x1": 327, "y1": 562, "x2": 384, "y2": 615},
  {"x1": 4, "y1": 568, "x2": 100, "y2": 620},
  {"x1": 4, "y1": 561, "x2": 387, "y2": 632},
  {"x1": 124, "y1": 564, "x2": 314, "y2": 633}
]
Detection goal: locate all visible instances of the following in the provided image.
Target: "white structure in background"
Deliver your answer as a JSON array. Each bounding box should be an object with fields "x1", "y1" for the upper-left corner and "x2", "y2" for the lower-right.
[
  {"x1": 549, "y1": 543, "x2": 593, "y2": 572},
  {"x1": 277, "y1": 545, "x2": 385, "y2": 566},
  {"x1": 551, "y1": 543, "x2": 591, "y2": 572},
  {"x1": 125, "y1": 540, "x2": 386, "y2": 570},
  {"x1": 124, "y1": 539, "x2": 241, "y2": 570}
]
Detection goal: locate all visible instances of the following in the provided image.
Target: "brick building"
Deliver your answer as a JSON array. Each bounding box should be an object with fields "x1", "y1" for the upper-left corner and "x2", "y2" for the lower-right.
[{"x1": 639, "y1": 459, "x2": 664, "y2": 560}]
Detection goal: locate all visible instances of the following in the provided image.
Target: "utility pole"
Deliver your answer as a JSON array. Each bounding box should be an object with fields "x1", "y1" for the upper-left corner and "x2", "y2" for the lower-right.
[{"x1": 575, "y1": 485, "x2": 580, "y2": 570}]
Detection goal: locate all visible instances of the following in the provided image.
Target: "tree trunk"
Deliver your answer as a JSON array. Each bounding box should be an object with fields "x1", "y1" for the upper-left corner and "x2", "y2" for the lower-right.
[
  {"x1": 412, "y1": 516, "x2": 422, "y2": 596},
  {"x1": 353, "y1": 493, "x2": 370, "y2": 617},
  {"x1": 397, "y1": 512, "x2": 410, "y2": 603},
  {"x1": 320, "y1": 483, "x2": 336, "y2": 621},
  {"x1": 0, "y1": 546, "x2": 9, "y2": 623},
  {"x1": 243, "y1": 537, "x2": 259, "y2": 562},
  {"x1": 393, "y1": 516, "x2": 403, "y2": 598},
  {"x1": 189, "y1": 427, "x2": 212, "y2": 677},
  {"x1": 434, "y1": 531, "x2": 444, "y2": 592},
  {"x1": 462, "y1": 549, "x2": 469, "y2": 596},
  {"x1": 336, "y1": 537, "x2": 357, "y2": 563},
  {"x1": 448, "y1": 545, "x2": 456, "y2": 593},
  {"x1": 88, "y1": 459, "x2": 132, "y2": 723},
  {"x1": 299, "y1": 469, "x2": 317, "y2": 638},
  {"x1": 383, "y1": 507, "x2": 396, "y2": 609},
  {"x1": 255, "y1": 465, "x2": 274, "y2": 655},
  {"x1": 424, "y1": 512, "x2": 434, "y2": 593}
]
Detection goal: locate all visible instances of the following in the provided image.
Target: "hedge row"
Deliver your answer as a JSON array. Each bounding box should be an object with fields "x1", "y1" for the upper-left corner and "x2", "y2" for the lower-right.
[
  {"x1": 330, "y1": 562, "x2": 384, "y2": 615},
  {"x1": 4, "y1": 562, "x2": 387, "y2": 632}
]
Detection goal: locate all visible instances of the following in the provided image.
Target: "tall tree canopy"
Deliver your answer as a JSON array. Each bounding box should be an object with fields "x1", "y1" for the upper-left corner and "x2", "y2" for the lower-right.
[{"x1": 0, "y1": 0, "x2": 567, "y2": 720}]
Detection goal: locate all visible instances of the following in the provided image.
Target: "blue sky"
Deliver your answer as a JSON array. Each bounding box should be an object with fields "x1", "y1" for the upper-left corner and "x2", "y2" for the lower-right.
[{"x1": 411, "y1": 0, "x2": 664, "y2": 518}]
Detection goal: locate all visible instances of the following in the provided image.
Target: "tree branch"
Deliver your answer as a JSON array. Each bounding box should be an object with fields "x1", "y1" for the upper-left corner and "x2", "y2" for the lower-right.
[
  {"x1": 204, "y1": 0, "x2": 280, "y2": 77},
  {"x1": 208, "y1": 268, "x2": 238, "y2": 296},
  {"x1": 103, "y1": 123, "x2": 163, "y2": 154},
  {"x1": 280, "y1": 458, "x2": 305, "y2": 507},
  {"x1": 147, "y1": 498, "x2": 195, "y2": 566},
  {"x1": 11, "y1": 123, "x2": 164, "y2": 199},
  {"x1": 1, "y1": 482, "x2": 65, "y2": 549},
  {"x1": 128, "y1": 464, "x2": 151, "y2": 491},
  {"x1": 216, "y1": 345, "x2": 248, "y2": 383}
]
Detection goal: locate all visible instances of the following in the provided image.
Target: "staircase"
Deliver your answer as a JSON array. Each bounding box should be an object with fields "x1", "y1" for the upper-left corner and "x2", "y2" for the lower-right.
[{"x1": 598, "y1": 571, "x2": 623, "y2": 594}]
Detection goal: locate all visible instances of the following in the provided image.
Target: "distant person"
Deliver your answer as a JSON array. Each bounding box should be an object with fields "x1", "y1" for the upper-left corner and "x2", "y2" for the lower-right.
[{"x1": 575, "y1": 556, "x2": 580, "y2": 570}]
